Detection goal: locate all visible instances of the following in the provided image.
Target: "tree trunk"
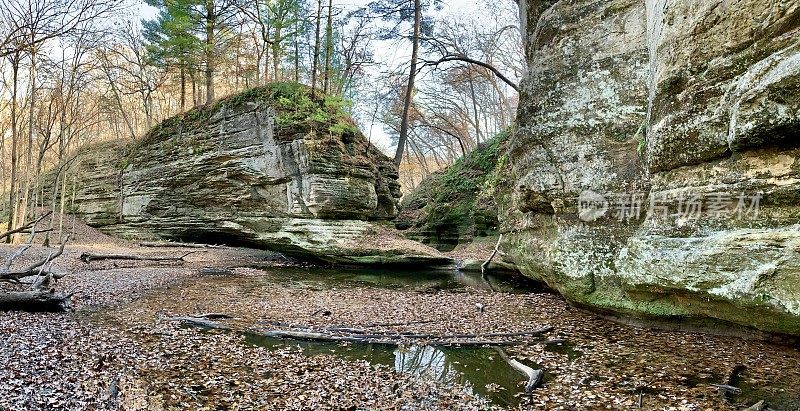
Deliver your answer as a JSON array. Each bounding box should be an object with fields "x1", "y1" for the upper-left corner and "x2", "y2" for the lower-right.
[
  {"x1": 394, "y1": 0, "x2": 421, "y2": 167},
  {"x1": 7, "y1": 52, "x2": 20, "y2": 242},
  {"x1": 205, "y1": 0, "x2": 216, "y2": 104},
  {"x1": 323, "y1": 0, "x2": 333, "y2": 94},
  {"x1": 18, "y1": 48, "x2": 37, "y2": 231},
  {"x1": 180, "y1": 65, "x2": 186, "y2": 111},
  {"x1": 468, "y1": 73, "x2": 482, "y2": 144},
  {"x1": 311, "y1": 0, "x2": 323, "y2": 98},
  {"x1": 272, "y1": 26, "x2": 282, "y2": 81},
  {"x1": 191, "y1": 71, "x2": 198, "y2": 106},
  {"x1": 293, "y1": 18, "x2": 300, "y2": 83}
]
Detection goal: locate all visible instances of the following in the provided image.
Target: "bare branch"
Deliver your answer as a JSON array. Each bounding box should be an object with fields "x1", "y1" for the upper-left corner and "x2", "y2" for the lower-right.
[
  {"x1": 421, "y1": 54, "x2": 519, "y2": 92},
  {"x1": 0, "y1": 211, "x2": 52, "y2": 242}
]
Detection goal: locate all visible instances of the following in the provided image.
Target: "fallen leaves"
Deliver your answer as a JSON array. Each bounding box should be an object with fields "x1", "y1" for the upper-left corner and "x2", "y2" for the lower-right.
[{"x1": 0, "y1": 242, "x2": 798, "y2": 410}]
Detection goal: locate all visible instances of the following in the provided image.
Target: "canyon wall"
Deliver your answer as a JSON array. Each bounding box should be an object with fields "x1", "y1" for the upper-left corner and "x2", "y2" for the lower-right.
[{"x1": 509, "y1": 0, "x2": 800, "y2": 335}]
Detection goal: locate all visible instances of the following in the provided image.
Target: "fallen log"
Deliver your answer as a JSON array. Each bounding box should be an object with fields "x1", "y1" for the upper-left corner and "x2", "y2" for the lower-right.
[
  {"x1": 0, "y1": 289, "x2": 71, "y2": 312},
  {"x1": 483, "y1": 327, "x2": 553, "y2": 338},
  {"x1": 256, "y1": 322, "x2": 552, "y2": 342},
  {"x1": 198, "y1": 267, "x2": 234, "y2": 276},
  {"x1": 191, "y1": 313, "x2": 234, "y2": 320},
  {"x1": 255, "y1": 328, "x2": 528, "y2": 346},
  {"x1": 1, "y1": 236, "x2": 69, "y2": 281},
  {"x1": 170, "y1": 316, "x2": 230, "y2": 330},
  {"x1": 80, "y1": 251, "x2": 197, "y2": 263},
  {"x1": 480, "y1": 234, "x2": 503, "y2": 292},
  {"x1": 253, "y1": 325, "x2": 543, "y2": 346},
  {"x1": 744, "y1": 400, "x2": 766, "y2": 411},
  {"x1": 0, "y1": 218, "x2": 72, "y2": 312},
  {"x1": 494, "y1": 347, "x2": 543, "y2": 393},
  {"x1": 0, "y1": 211, "x2": 52, "y2": 242},
  {"x1": 139, "y1": 241, "x2": 221, "y2": 249},
  {"x1": 710, "y1": 384, "x2": 742, "y2": 394},
  {"x1": 361, "y1": 319, "x2": 436, "y2": 328}
]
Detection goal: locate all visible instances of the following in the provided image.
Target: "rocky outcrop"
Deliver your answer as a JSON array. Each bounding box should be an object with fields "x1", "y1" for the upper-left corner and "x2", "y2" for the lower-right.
[
  {"x1": 509, "y1": 0, "x2": 800, "y2": 335},
  {"x1": 58, "y1": 83, "x2": 448, "y2": 266},
  {"x1": 395, "y1": 132, "x2": 510, "y2": 251}
]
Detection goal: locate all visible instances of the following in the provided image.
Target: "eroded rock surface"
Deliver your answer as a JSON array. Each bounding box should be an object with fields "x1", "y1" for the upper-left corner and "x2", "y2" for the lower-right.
[
  {"x1": 59, "y1": 84, "x2": 446, "y2": 265},
  {"x1": 509, "y1": 0, "x2": 800, "y2": 335}
]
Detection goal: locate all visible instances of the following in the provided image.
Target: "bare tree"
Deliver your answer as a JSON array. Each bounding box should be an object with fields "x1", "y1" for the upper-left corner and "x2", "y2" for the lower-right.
[
  {"x1": 394, "y1": 0, "x2": 421, "y2": 167},
  {"x1": 0, "y1": 0, "x2": 118, "y2": 58}
]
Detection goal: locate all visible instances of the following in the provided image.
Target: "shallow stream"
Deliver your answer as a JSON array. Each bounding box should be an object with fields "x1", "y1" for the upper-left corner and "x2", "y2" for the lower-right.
[{"x1": 89, "y1": 266, "x2": 800, "y2": 409}]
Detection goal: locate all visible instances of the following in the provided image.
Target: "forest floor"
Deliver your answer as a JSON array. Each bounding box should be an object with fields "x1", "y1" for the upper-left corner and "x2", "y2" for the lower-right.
[{"x1": 0, "y1": 218, "x2": 799, "y2": 410}]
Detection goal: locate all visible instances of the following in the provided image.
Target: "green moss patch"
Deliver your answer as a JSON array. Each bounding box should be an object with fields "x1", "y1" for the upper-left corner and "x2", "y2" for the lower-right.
[
  {"x1": 140, "y1": 82, "x2": 357, "y2": 148},
  {"x1": 396, "y1": 130, "x2": 511, "y2": 251}
]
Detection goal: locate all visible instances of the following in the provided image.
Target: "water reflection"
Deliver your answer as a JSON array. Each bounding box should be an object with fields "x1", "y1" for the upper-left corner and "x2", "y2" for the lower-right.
[
  {"x1": 242, "y1": 264, "x2": 546, "y2": 294},
  {"x1": 395, "y1": 345, "x2": 461, "y2": 386},
  {"x1": 245, "y1": 333, "x2": 528, "y2": 407}
]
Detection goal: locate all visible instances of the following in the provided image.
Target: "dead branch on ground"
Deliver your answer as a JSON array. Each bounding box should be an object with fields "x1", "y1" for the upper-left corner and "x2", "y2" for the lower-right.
[
  {"x1": 494, "y1": 347, "x2": 543, "y2": 393},
  {"x1": 79, "y1": 251, "x2": 197, "y2": 263},
  {"x1": 0, "y1": 214, "x2": 71, "y2": 312}
]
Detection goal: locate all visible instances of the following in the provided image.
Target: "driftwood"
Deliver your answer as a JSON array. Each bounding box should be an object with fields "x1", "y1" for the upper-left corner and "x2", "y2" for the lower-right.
[
  {"x1": 494, "y1": 347, "x2": 543, "y2": 393},
  {"x1": 80, "y1": 251, "x2": 197, "y2": 263},
  {"x1": 0, "y1": 215, "x2": 71, "y2": 312},
  {"x1": 139, "y1": 241, "x2": 221, "y2": 249},
  {"x1": 480, "y1": 234, "x2": 503, "y2": 291},
  {"x1": 248, "y1": 323, "x2": 553, "y2": 347}
]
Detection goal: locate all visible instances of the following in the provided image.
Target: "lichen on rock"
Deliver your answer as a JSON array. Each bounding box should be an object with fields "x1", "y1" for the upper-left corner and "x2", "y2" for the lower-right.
[{"x1": 509, "y1": 0, "x2": 800, "y2": 335}]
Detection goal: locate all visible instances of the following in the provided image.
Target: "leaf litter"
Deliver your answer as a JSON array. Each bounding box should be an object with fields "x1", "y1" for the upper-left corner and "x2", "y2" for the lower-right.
[{"x1": 1, "y1": 239, "x2": 799, "y2": 410}]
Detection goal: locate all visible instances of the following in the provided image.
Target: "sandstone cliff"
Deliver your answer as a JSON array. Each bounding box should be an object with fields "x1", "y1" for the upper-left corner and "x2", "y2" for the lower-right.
[
  {"x1": 58, "y1": 83, "x2": 447, "y2": 265},
  {"x1": 509, "y1": 0, "x2": 800, "y2": 335}
]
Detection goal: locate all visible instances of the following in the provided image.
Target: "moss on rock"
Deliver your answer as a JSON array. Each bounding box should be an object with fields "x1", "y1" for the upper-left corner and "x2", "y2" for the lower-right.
[{"x1": 395, "y1": 130, "x2": 511, "y2": 251}]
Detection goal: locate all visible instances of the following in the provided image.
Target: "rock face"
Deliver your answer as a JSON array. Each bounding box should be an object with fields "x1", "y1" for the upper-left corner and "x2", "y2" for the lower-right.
[
  {"x1": 510, "y1": 0, "x2": 800, "y2": 335},
  {"x1": 395, "y1": 132, "x2": 510, "y2": 251},
  {"x1": 60, "y1": 84, "x2": 446, "y2": 265}
]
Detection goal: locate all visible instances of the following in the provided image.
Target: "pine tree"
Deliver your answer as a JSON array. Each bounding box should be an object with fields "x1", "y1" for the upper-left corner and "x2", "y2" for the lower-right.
[{"x1": 143, "y1": 0, "x2": 201, "y2": 110}]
